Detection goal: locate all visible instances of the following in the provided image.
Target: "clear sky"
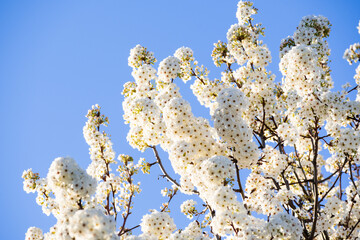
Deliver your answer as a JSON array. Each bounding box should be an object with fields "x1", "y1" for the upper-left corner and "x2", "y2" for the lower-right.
[{"x1": 1, "y1": 0, "x2": 359, "y2": 239}]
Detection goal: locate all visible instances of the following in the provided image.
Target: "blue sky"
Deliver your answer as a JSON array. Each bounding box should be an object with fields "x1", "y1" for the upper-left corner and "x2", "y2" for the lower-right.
[{"x1": 1, "y1": 0, "x2": 359, "y2": 239}]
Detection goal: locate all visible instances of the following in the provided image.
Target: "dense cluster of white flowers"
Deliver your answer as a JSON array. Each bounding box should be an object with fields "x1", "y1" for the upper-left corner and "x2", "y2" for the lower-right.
[
  {"x1": 68, "y1": 208, "x2": 117, "y2": 240},
  {"x1": 267, "y1": 213, "x2": 302, "y2": 239},
  {"x1": 25, "y1": 227, "x2": 44, "y2": 240},
  {"x1": 139, "y1": 211, "x2": 176, "y2": 239},
  {"x1": 174, "y1": 47, "x2": 194, "y2": 82},
  {"x1": 47, "y1": 157, "x2": 97, "y2": 208},
  {"x1": 213, "y1": 88, "x2": 259, "y2": 168},
  {"x1": 256, "y1": 146, "x2": 287, "y2": 178},
  {"x1": 158, "y1": 56, "x2": 181, "y2": 83},
  {"x1": 170, "y1": 221, "x2": 207, "y2": 239},
  {"x1": 24, "y1": 1, "x2": 360, "y2": 239}
]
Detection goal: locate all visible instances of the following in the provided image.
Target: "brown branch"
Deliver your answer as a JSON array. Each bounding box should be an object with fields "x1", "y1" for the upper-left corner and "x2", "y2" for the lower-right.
[
  {"x1": 347, "y1": 85, "x2": 358, "y2": 94},
  {"x1": 339, "y1": 168, "x2": 343, "y2": 200},
  {"x1": 290, "y1": 163, "x2": 311, "y2": 197},
  {"x1": 349, "y1": 160, "x2": 358, "y2": 191},
  {"x1": 346, "y1": 218, "x2": 360, "y2": 239},
  {"x1": 230, "y1": 222, "x2": 239, "y2": 236},
  {"x1": 253, "y1": 99, "x2": 267, "y2": 149},
  {"x1": 150, "y1": 146, "x2": 198, "y2": 194},
  {"x1": 160, "y1": 188, "x2": 178, "y2": 212},
  {"x1": 77, "y1": 199, "x2": 83, "y2": 210},
  {"x1": 105, "y1": 191, "x2": 111, "y2": 215},
  {"x1": 110, "y1": 183, "x2": 118, "y2": 220},
  {"x1": 234, "y1": 162, "x2": 246, "y2": 202},
  {"x1": 148, "y1": 161, "x2": 157, "y2": 167},
  {"x1": 230, "y1": 156, "x2": 249, "y2": 214},
  {"x1": 119, "y1": 224, "x2": 140, "y2": 236},
  {"x1": 118, "y1": 190, "x2": 134, "y2": 236},
  {"x1": 207, "y1": 203, "x2": 222, "y2": 240},
  {"x1": 191, "y1": 68, "x2": 206, "y2": 85},
  {"x1": 319, "y1": 170, "x2": 340, "y2": 183},
  {"x1": 318, "y1": 158, "x2": 347, "y2": 204},
  {"x1": 309, "y1": 119, "x2": 320, "y2": 240},
  {"x1": 118, "y1": 159, "x2": 137, "y2": 236},
  {"x1": 294, "y1": 145, "x2": 312, "y2": 193},
  {"x1": 227, "y1": 63, "x2": 242, "y2": 88},
  {"x1": 151, "y1": 146, "x2": 180, "y2": 188}
]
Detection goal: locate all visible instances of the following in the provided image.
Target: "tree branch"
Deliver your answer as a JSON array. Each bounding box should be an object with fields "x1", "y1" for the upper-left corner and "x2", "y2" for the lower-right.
[
  {"x1": 309, "y1": 119, "x2": 320, "y2": 240},
  {"x1": 150, "y1": 146, "x2": 198, "y2": 194}
]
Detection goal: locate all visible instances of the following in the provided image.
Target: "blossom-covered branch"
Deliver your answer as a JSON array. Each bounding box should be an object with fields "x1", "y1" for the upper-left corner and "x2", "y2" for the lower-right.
[{"x1": 24, "y1": 1, "x2": 360, "y2": 239}]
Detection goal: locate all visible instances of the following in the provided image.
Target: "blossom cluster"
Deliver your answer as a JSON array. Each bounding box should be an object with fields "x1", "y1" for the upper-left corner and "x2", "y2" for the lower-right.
[{"x1": 23, "y1": 106, "x2": 147, "y2": 239}]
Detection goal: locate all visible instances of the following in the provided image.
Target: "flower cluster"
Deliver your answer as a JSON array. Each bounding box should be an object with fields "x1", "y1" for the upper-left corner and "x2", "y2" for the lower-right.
[
  {"x1": 47, "y1": 157, "x2": 96, "y2": 208},
  {"x1": 25, "y1": 227, "x2": 43, "y2": 240},
  {"x1": 213, "y1": 88, "x2": 259, "y2": 168},
  {"x1": 68, "y1": 208, "x2": 117, "y2": 240},
  {"x1": 180, "y1": 199, "x2": 197, "y2": 219},
  {"x1": 128, "y1": 44, "x2": 156, "y2": 69},
  {"x1": 139, "y1": 211, "x2": 176, "y2": 239},
  {"x1": 22, "y1": 168, "x2": 40, "y2": 193},
  {"x1": 245, "y1": 173, "x2": 281, "y2": 216},
  {"x1": 200, "y1": 156, "x2": 235, "y2": 185},
  {"x1": 83, "y1": 104, "x2": 115, "y2": 180},
  {"x1": 256, "y1": 146, "x2": 287, "y2": 178},
  {"x1": 211, "y1": 41, "x2": 235, "y2": 67},
  {"x1": 170, "y1": 221, "x2": 207, "y2": 239},
  {"x1": 158, "y1": 56, "x2": 181, "y2": 84},
  {"x1": 236, "y1": 1, "x2": 257, "y2": 25},
  {"x1": 174, "y1": 47, "x2": 194, "y2": 82},
  {"x1": 267, "y1": 213, "x2": 302, "y2": 240}
]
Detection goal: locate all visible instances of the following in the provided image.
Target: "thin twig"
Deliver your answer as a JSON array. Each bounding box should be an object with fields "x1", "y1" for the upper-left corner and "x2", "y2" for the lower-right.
[
  {"x1": 150, "y1": 146, "x2": 198, "y2": 194},
  {"x1": 160, "y1": 189, "x2": 178, "y2": 212},
  {"x1": 118, "y1": 192, "x2": 134, "y2": 236}
]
